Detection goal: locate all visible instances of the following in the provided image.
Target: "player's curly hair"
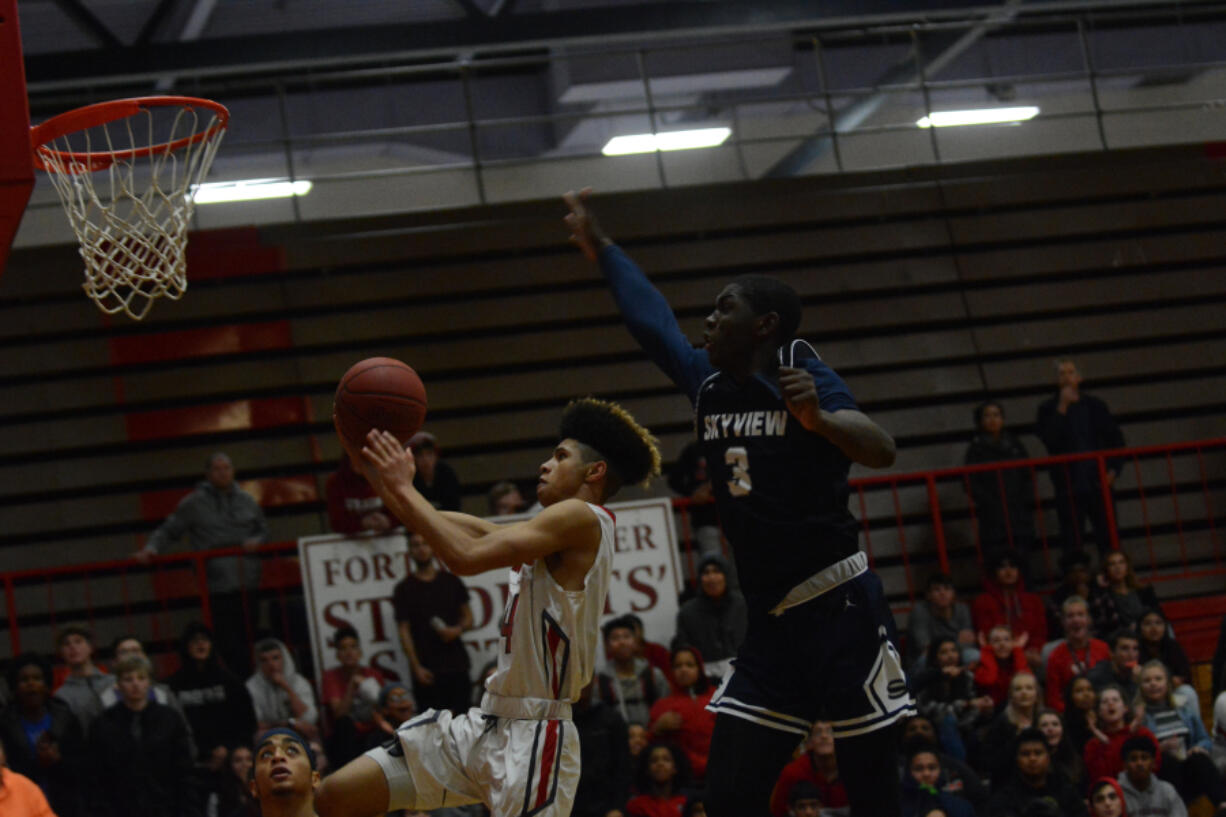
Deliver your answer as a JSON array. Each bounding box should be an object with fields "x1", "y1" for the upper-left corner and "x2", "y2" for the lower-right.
[{"x1": 559, "y1": 397, "x2": 661, "y2": 493}]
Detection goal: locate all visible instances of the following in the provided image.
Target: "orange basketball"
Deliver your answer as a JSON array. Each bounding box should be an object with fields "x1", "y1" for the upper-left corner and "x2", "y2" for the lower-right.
[{"x1": 333, "y1": 357, "x2": 427, "y2": 453}]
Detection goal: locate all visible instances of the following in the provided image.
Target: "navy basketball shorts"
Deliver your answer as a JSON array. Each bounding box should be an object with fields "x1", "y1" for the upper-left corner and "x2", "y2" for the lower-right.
[{"x1": 707, "y1": 570, "x2": 915, "y2": 738}]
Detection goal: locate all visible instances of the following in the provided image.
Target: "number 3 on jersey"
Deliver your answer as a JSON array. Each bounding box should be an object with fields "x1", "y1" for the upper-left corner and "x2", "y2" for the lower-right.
[{"x1": 725, "y1": 446, "x2": 752, "y2": 496}]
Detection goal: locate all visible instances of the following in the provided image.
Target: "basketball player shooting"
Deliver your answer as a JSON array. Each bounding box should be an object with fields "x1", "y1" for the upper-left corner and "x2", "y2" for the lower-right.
[
  {"x1": 563, "y1": 189, "x2": 915, "y2": 817},
  {"x1": 315, "y1": 398, "x2": 660, "y2": 817}
]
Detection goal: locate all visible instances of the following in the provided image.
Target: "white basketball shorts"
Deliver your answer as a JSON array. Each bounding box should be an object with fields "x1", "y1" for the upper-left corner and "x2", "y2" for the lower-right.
[{"x1": 366, "y1": 706, "x2": 579, "y2": 817}]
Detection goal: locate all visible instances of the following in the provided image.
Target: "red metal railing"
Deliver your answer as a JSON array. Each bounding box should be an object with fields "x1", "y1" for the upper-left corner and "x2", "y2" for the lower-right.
[{"x1": 2, "y1": 437, "x2": 1222, "y2": 666}]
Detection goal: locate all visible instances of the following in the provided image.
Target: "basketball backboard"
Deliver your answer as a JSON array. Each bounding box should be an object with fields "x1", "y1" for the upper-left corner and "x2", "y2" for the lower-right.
[{"x1": 0, "y1": 0, "x2": 33, "y2": 277}]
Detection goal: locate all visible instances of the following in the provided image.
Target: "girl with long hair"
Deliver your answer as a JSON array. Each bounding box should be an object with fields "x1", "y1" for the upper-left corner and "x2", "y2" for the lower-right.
[
  {"x1": 982, "y1": 671, "x2": 1041, "y2": 781},
  {"x1": 1037, "y1": 707, "x2": 1086, "y2": 790},
  {"x1": 1137, "y1": 608, "x2": 1194, "y2": 694},
  {"x1": 647, "y1": 646, "x2": 716, "y2": 781},
  {"x1": 1062, "y1": 676, "x2": 1099, "y2": 752},
  {"x1": 626, "y1": 742, "x2": 691, "y2": 817},
  {"x1": 1089, "y1": 551, "x2": 1158, "y2": 633}
]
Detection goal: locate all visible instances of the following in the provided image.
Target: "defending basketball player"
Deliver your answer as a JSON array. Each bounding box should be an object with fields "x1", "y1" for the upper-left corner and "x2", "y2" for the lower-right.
[
  {"x1": 315, "y1": 398, "x2": 660, "y2": 817},
  {"x1": 564, "y1": 189, "x2": 914, "y2": 817}
]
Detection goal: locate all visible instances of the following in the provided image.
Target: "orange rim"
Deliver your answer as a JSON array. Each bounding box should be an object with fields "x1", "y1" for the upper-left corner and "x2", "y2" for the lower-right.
[{"x1": 30, "y1": 96, "x2": 230, "y2": 173}]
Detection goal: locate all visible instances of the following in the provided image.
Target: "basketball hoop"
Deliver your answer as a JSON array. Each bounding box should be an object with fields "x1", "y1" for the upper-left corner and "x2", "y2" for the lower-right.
[{"x1": 30, "y1": 96, "x2": 229, "y2": 320}]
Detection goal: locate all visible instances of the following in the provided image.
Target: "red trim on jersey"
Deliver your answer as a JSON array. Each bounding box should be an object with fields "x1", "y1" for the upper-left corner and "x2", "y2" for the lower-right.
[
  {"x1": 594, "y1": 505, "x2": 616, "y2": 523},
  {"x1": 546, "y1": 626, "x2": 563, "y2": 697},
  {"x1": 533, "y1": 720, "x2": 561, "y2": 810}
]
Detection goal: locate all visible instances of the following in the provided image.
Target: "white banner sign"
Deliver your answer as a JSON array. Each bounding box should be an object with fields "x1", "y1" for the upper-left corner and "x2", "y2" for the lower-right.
[{"x1": 298, "y1": 497, "x2": 682, "y2": 697}]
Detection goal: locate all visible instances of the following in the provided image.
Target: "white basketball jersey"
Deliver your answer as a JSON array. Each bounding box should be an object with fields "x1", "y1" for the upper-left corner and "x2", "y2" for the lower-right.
[{"x1": 485, "y1": 502, "x2": 615, "y2": 703}]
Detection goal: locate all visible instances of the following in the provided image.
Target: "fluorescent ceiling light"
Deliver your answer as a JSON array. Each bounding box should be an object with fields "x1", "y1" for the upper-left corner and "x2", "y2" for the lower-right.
[
  {"x1": 916, "y1": 106, "x2": 1039, "y2": 128},
  {"x1": 602, "y1": 127, "x2": 731, "y2": 156},
  {"x1": 192, "y1": 178, "x2": 313, "y2": 204}
]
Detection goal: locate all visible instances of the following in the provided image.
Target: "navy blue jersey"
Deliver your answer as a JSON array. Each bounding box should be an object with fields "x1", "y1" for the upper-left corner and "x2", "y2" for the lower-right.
[{"x1": 600, "y1": 245, "x2": 862, "y2": 608}]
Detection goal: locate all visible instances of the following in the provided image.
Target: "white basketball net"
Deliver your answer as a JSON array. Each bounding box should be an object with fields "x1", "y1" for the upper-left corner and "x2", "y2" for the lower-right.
[{"x1": 35, "y1": 103, "x2": 226, "y2": 320}]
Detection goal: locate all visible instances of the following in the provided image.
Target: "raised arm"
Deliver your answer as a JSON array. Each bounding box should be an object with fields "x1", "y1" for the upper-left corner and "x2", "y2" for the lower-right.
[
  {"x1": 359, "y1": 430, "x2": 600, "y2": 578},
  {"x1": 564, "y1": 189, "x2": 712, "y2": 400}
]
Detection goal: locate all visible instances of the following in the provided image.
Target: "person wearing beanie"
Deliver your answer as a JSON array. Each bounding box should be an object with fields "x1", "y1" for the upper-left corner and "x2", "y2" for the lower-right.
[
  {"x1": 785, "y1": 781, "x2": 823, "y2": 817},
  {"x1": 1090, "y1": 776, "x2": 1129, "y2": 817},
  {"x1": 672, "y1": 555, "x2": 747, "y2": 681},
  {"x1": 167, "y1": 621, "x2": 258, "y2": 765},
  {"x1": 50, "y1": 623, "x2": 114, "y2": 733},
  {"x1": 1116, "y1": 735, "x2": 1186, "y2": 817},
  {"x1": 250, "y1": 729, "x2": 320, "y2": 817}
]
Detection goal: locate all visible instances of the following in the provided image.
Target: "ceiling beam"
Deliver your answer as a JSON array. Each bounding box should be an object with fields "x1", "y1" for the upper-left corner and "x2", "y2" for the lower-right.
[
  {"x1": 25, "y1": 0, "x2": 1034, "y2": 91},
  {"x1": 50, "y1": 0, "x2": 122, "y2": 49},
  {"x1": 136, "y1": 0, "x2": 181, "y2": 47}
]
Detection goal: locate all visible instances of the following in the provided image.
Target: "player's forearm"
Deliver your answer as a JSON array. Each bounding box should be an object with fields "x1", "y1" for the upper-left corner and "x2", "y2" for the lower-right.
[
  {"x1": 817, "y1": 409, "x2": 896, "y2": 468},
  {"x1": 384, "y1": 483, "x2": 484, "y2": 574},
  {"x1": 439, "y1": 511, "x2": 499, "y2": 537}
]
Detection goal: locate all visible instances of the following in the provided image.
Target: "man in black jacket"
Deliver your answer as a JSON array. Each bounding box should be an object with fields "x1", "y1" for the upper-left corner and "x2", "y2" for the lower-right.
[
  {"x1": 167, "y1": 621, "x2": 258, "y2": 767},
  {"x1": 987, "y1": 728, "x2": 1088, "y2": 817},
  {"x1": 1036, "y1": 359, "x2": 1125, "y2": 556},
  {"x1": 89, "y1": 654, "x2": 198, "y2": 817},
  {"x1": 572, "y1": 680, "x2": 631, "y2": 817}
]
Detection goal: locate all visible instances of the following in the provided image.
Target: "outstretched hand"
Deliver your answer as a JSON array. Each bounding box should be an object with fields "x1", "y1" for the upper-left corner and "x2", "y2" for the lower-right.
[
  {"x1": 361, "y1": 430, "x2": 418, "y2": 497},
  {"x1": 562, "y1": 188, "x2": 610, "y2": 261}
]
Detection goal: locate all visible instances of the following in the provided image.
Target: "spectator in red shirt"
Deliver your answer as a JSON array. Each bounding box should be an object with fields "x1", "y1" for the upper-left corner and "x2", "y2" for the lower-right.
[
  {"x1": 325, "y1": 456, "x2": 392, "y2": 535},
  {"x1": 974, "y1": 625, "x2": 1031, "y2": 707},
  {"x1": 769, "y1": 722, "x2": 848, "y2": 817},
  {"x1": 648, "y1": 647, "x2": 716, "y2": 781},
  {"x1": 1047, "y1": 596, "x2": 1110, "y2": 710},
  {"x1": 1084, "y1": 684, "x2": 1160, "y2": 783},
  {"x1": 626, "y1": 742, "x2": 689, "y2": 817},
  {"x1": 321, "y1": 625, "x2": 385, "y2": 765},
  {"x1": 972, "y1": 550, "x2": 1047, "y2": 669}
]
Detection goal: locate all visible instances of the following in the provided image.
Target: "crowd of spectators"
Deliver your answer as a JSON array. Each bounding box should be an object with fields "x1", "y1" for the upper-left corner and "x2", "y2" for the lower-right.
[{"x1": 3, "y1": 362, "x2": 1220, "y2": 817}]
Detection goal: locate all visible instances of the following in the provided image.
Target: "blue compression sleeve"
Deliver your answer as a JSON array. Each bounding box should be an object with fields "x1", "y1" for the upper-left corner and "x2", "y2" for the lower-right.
[{"x1": 598, "y1": 244, "x2": 714, "y2": 402}]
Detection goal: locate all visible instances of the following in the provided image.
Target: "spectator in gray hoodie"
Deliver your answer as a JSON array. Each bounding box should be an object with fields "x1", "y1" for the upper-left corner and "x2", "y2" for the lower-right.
[
  {"x1": 52, "y1": 623, "x2": 114, "y2": 732},
  {"x1": 672, "y1": 555, "x2": 747, "y2": 681},
  {"x1": 1117, "y1": 735, "x2": 1188, "y2": 817},
  {"x1": 246, "y1": 638, "x2": 319, "y2": 740},
  {"x1": 134, "y1": 452, "x2": 269, "y2": 675}
]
